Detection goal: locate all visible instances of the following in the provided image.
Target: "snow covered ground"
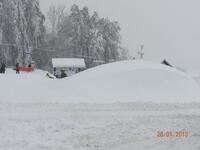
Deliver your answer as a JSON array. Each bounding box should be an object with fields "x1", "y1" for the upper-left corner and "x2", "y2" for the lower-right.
[
  {"x1": 0, "y1": 60, "x2": 200, "y2": 103},
  {"x1": 0, "y1": 60, "x2": 200, "y2": 150},
  {"x1": 0, "y1": 102, "x2": 200, "y2": 150}
]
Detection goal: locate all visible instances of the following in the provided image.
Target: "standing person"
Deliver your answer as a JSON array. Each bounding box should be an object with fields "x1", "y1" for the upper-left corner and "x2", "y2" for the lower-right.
[
  {"x1": 1, "y1": 62, "x2": 6, "y2": 74},
  {"x1": 54, "y1": 68, "x2": 60, "y2": 78},
  {"x1": 0, "y1": 63, "x2": 2, "y2": 73},
  {"x1": 16, "y1": 63, "x2": 20, "y2": 74},
  {"x1": 0, "y1": 65, "x2": 2, "y2": 73}
]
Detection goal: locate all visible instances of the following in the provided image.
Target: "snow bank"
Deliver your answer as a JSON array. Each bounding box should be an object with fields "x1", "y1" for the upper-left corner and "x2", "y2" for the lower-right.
[
  {"x1": 62, "y1": 60, "x2": 200, "y2": 102},
  {"x1": 0, "y1": 60, "x2": 200, "y2": 103}
]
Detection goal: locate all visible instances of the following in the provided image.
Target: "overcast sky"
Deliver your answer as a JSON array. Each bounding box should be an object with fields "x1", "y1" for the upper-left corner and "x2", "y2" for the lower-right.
[{"x1": 40, "y1": 0, "x2": 200, "y2": 73}]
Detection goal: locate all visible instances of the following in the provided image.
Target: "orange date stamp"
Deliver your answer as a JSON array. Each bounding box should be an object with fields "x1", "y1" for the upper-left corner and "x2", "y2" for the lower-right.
[{"x1": 157, "y1": 131, "x2": 189, "y2": 138}]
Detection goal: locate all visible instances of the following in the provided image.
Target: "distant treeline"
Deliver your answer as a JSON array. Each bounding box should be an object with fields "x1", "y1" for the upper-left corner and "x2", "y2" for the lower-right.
[{"x1": 0, "y1": 1, "x2": 130, "y2": 70}]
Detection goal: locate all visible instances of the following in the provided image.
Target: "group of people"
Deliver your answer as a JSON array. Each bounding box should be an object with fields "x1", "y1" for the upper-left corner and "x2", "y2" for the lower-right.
[
  {"x1": 0, "y1": 62, "x2": 21, "y2": 74},
  {"x1": 54, "y1": 68, "x2": 67, "y2": 78}
]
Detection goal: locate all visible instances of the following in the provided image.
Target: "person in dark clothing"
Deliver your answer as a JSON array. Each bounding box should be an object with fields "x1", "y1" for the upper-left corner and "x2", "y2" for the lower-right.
[
  {"x1": 54, "y1": 68, "x2": 59, "y2": 78},
  {"x1": 0, "y1": 66, "x2": 1, "y2": 73},
  {"x1": 61, "y1": 70, "x2": 67, "y2": 78},
  {"x1": 0, "y1": 62, "x2": 6, "y2": 74},
  {"x1": 16, "y1": 63, "x2": 20, "y2": 74}
]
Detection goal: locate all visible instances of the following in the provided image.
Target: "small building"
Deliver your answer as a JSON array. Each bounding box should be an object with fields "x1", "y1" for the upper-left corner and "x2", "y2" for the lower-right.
[{"x1": 52, "y1": 58, "x2": 86, "y2": 78}]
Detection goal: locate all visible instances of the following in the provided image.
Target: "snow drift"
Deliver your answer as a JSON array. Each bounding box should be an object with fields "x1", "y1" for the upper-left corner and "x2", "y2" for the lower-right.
[
  {"x1": 63, "y1": 60, "x2": 200, "y2": 102},
  {"x1": 0, "y1": 60, "x2": 200, "y2": 103}
]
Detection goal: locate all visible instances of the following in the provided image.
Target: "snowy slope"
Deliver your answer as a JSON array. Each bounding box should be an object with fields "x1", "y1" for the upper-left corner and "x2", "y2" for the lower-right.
[
  {"x1": 63, "y1": 60, "x2": 200, "y2": 102},
  {"x1": 0, "y1": 60, "x2": 200, "y2": 103}
]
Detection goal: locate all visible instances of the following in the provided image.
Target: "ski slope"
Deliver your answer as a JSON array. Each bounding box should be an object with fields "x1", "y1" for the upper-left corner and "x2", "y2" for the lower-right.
[{"x1": 0, "y1": 60, "x2": 200, "y2": 103}]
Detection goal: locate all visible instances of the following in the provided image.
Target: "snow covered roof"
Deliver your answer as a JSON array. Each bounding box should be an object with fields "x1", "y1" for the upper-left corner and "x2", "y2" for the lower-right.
[
  {"x1": 93, "y1": 60, "x2": 105, "y2": 63},
  {"x1": 52, "y1": 58, "x2": 86, "y2": 68}
]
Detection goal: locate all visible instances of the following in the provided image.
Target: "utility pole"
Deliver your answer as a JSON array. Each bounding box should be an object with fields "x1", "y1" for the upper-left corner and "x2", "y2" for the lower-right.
[
  {"x1": 24, "y1": 46, "x2": 32, "y2": 65},
  {"x1": 0, "y1": 29, "x2": 2, "y2": 45}
]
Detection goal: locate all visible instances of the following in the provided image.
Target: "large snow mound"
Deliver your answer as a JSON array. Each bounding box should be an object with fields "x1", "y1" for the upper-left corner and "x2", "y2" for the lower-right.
[
  {"x1": 62, "y1": 60, "x2": 200, "y2": 102},
  {"x1": 0, "y1": 60, "x2": 200, "y2": 103}
]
